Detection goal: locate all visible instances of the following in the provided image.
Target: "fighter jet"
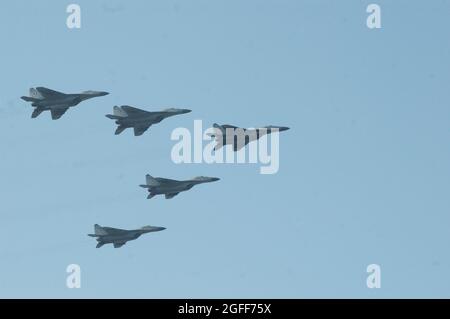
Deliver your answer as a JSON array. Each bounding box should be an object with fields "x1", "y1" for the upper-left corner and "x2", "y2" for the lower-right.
[
  {"x1": 139, "y1": 174, "x2": 220, "y2": 199},
  {"x1": 209, "y1": 123, "x2": 290, "y2": 151},
  {"x1": 88, "y1": 224, "x2": 166, "y2": 248},
  {"x1": 105, "y1": 105, "x2": 191, "y2": 136},
  {"x1": 21, "y1": 87, "x2": 109, "y2": 120}
]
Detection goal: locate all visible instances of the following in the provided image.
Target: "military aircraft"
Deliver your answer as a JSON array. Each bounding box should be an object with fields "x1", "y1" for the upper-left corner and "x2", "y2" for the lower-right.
[
  {"x1": 105, "y1": 105, "x2": 191, "y2": 136},
  {"x1": 208, "y1": 123, "x2": 290, "y2": 151},
  {"x1": 21, "y1": 87, "x2": 109, "y2": 120},
  {"x1": 88, "y1": 224, "x2": 166, "y2": 248},
  {"x1": 140, "y1": 174, "x2": 220, "y2": 199}
]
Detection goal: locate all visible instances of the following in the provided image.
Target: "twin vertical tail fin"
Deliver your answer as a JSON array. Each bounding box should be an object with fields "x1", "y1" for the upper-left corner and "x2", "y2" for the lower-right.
[
  {"x1": 106, "y1": 106, "x2": 129, "y2": 135},
  {"x1": 145, "y1": 174, "x2": 160, "y2": 187},
  {"x1": 30, "y1": 88, "x2": 44, "y2": 100},
  {"x1": 211, "y1": 124, "x2": 224, "y2": 150},
  {"x1": 90, "y1": 224, "x2": 106, "y2": 247},
  {"x1": 113, "y1": 106, "x2": 128, "y2": 117},
  {"x1": 140, "y1": 175, "x2": 159, "y2": 198},
  {"x1": 94, "y1": 224, "x2": 108, "y2": 236},
  {"x1": 21, "y1": 88, "x2": 44, "y2": 103}
]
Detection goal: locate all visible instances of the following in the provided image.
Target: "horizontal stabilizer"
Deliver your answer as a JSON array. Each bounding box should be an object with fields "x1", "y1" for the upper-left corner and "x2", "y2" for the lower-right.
[
  {"x1": 21, "y1": 96, "x2": 40, "y2": 102},
  {"x1": 105, "y1": 114, "x2": 121, "y2": 120}
]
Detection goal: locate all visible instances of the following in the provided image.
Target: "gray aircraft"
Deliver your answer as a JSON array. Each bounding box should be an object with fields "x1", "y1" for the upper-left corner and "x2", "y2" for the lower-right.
[
  {"x1": 139, "y1": 174, "x2": 220, "y2": 199},
  {"x1": 209, "y1": 123, "x2": 290, "y2": 151},
  {"x1": 88, "y1": 224, "x2": 166, "y2": 248},
  {"x1": 105, "y1": 105, "x2": 191, "y2": 136},
  {"x1": 21, "y1": 87, "x2": 109, "y2": 120}
]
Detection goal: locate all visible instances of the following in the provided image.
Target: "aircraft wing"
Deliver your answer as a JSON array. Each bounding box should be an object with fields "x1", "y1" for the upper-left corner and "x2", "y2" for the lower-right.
[
  {"x1": 115, "y1": 125, "x2": 127, "y2": 135},
  {"x1": 165, "y1": 192, "x2": 180, "y2": 199},
  {"x1": 134, "y1": 124, "x2": 151, "y2": 136},
  {"x1": 113, "y1": 242, "x2": 126, "y2": 248},
  {"x1": 121, "y1": 105, "x2": 150, "y2": 116},
  {"x1": 36, "y1": 87, "x2": 66, "y2": 98},
  {"x1": 50, "y1": 107, "x2": 69, "y2": 120},
  {"x1": 31, "y1": 108, "x2": 45, "y2": 119}
]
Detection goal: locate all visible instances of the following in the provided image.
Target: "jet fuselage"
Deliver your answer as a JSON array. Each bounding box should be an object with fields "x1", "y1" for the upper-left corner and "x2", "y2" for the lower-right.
[
  {"x1": 98, "y1": 232, "x2": 141, "y2": 244},
  {"x1": 212, "y1": 124, "x2": 290, "y2": 151},
  {"x1": 148, "y1": 180, "x2": 198, "y2": 194},
  {"x1": 115, "y1": 112, "x2": 166, "y2": 127},
  {"x1": 31, "y1": 93, "x2": 107, "y2": 108},
  {"x1": 89, "y1": 225, "x2": 166, "y2": 248},
  {"x1": 141, "y1": 176, "x2": 220, "y2": 199}
]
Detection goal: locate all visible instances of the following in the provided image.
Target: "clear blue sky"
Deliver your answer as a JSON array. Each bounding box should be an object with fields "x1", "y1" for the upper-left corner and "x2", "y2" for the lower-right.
[{"x1": 0, "y1": 0, "x2": 449, "y2": 298}]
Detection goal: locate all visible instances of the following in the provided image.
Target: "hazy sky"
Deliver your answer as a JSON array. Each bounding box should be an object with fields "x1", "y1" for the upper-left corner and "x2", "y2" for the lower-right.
[{"x1": 1, "y1": 0, "x2": 449, "y2": 298}]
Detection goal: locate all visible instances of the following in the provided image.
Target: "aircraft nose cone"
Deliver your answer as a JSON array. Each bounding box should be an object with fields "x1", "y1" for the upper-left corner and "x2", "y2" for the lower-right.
[
  {"x1": 278, "y1": 126, "x2": 290, "y2": 132},
  {"x1": 157, "y1": 227, "x2": 166, "y2": 231},
  {"x1": 98, "y1": 91, "x2": 109, "y2": 96},
  {"x1": 211, "y1": 177, "x2": 220, "y2": 182},
  {"x1": 182, "y1": 109, "x2": 192, "y2": 114}
]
